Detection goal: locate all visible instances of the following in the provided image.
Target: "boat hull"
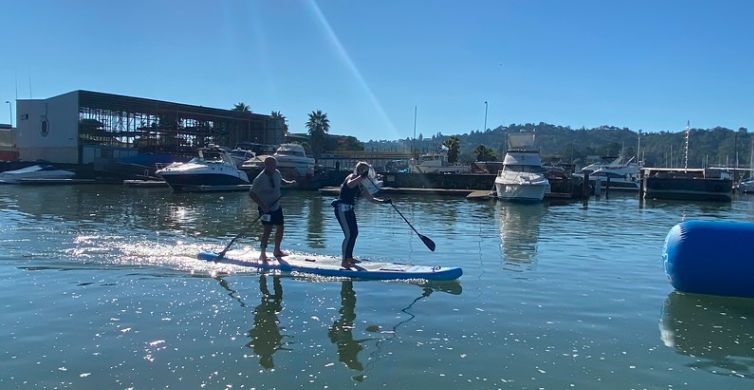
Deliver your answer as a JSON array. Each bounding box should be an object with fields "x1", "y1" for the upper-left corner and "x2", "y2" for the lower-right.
[
  {"x1": 494, "y1": 182, "x2": 548, "y2": 202},
  {"x1": 644, "y1": 177, "x2": 732, "y2": 201},
  {"x1": 160, "y1": 173, "x2": 249, "y2": 192},
  {"x1": 0, "y1": 165, "x2": 76, "y2": 184}
]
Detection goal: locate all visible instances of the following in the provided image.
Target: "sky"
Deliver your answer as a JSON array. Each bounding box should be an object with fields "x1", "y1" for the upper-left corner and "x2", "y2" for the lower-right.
[{"x1": 1, "y1": 0, "x2": 753, "y2": 141}]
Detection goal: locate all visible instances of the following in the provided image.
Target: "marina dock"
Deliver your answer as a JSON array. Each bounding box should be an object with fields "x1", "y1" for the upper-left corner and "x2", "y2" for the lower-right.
[
  {"x1": 17, "y1": 178, "x2": 97, "y2": 185},
  {"x1": 123, "y1": 179, "x2": 169, "y2": 188},
  {"x1": 319, "y1": 186, "x2": 475, "y2": 197}
]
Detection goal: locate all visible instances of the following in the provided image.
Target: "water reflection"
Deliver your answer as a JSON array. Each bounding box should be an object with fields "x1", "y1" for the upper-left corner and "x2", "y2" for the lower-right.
[
  {"x1": 660, "y1": 292, "x2": 754, "y2": 379},
  {"x1": 642, "y1": 199, "x2": 733, "y2": 220},
  {"x1": 328, "y1": 280, "x2": 368, "y2": 371},
  {"x1": 1, "y1": 185, "x2": 320, "y2": 239},
  {"x1": 495, "y1": 202, "x2": 547, "y2": 270},
  {"x1": 306, "y1": 197, "x2": 326, "y2": 248},
  {"x1": 246, "y1": 275, "x2": 290, "y2": 369},
  {"x1": 213, "y1": 276, "x2": 461, "y2": 375}
]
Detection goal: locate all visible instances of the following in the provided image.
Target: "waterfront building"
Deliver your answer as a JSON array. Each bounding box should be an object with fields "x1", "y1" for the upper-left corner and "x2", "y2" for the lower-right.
[
  {"x1": 0, "y1": 124, "x2": 17, "y2": 160},
  {"x1": 14, "y1": 90, "x2": 284, "y2": 165}
]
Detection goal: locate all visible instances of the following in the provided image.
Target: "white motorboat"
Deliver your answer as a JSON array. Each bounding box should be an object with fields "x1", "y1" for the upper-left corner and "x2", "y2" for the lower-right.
[
  {"x1": 494, "y1": 133, "x2": 550, "y2": 202},
  {"x1": 578, "y1": 156, "x2": 642, "y2": 191},
  {"x1": 739, "y1": 178, "x2": 754, "y2": 193},
  {"x1": 156, "y1": 145, "x2": 250, "y2": 192},
  {"x1": 242, "y1": 143, "x2": 315, "y2": 177},
  {"x1": 409, "y1": 152, "x2": 471, "y2": 174},
  {"x1": 738, "y1": 139, "x2": 754, "y2": 193},
  {"x1": 229, "y1": 147, "x2": 255, "y2": 168},
  {"x1": 0, "y1": 164, "x2": 76, "y2": 184}
]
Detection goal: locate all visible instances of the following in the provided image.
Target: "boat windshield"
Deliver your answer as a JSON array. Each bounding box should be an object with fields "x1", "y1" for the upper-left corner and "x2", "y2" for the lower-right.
[
  {"x1": 502, "y1": 165, "x2": 544, "y2": 174},
  {"x1": 278, "y1": 149, "x2": 305, "y2": 157}
]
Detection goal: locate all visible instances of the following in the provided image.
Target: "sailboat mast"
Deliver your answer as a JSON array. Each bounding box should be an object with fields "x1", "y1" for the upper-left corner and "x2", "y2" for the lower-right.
[{"x1": 684, "y1": 121, "x2": 690, "y2": 173}]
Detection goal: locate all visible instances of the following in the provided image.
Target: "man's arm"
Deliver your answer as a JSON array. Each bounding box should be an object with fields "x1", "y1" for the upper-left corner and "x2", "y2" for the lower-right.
[{"x1": 279, "y1": 170, "x2": 297, "y2": 186}]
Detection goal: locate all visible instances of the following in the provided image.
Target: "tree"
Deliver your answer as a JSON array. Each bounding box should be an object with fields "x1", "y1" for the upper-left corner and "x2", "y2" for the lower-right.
[
  {"x1": 442, "y1": 136, "x2": 460, "y2": 164},
  {"x1": 306, "y1": 110, "x2": 330, "y2": 158},
  {"x1": 474, "y1": 144, "x2": 496, "y2": 161},
  {"x1": 232, "y1": 102, "x2": 251, "y2": 113},
  {"x1": 271, "y1": 110, "x2": 288, "y2": 133}
]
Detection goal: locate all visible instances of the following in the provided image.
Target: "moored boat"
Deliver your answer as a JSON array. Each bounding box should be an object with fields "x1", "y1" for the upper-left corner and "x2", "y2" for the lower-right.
[
  {"x1": 577, "y1": 156, "x2": 642, "y2": 191},
  {"x1": 643, "y1": 168, "x2": 732, "y2": 201},
  {"x1": 242, "y1": 143, "x2": 315, "y2": 178},
  {"x1": 494, "y1": 132, "x2": 550, "y2": 202},
  {"x1": 0, "y1": 164, "x2": 76, "y2": 184},
  {"x1": 156, "y1": 145, "x2": 250, "y2": 192},
  {"x1": 643, "y1": 123, "x2": 732, "y2": 202},
  {"x1": 409, "y1": 151, "x2": 471, "y2": 174}
]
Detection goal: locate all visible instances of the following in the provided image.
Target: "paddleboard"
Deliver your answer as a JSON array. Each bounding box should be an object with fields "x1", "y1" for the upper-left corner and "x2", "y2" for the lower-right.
[{"x1": 197, "y1": 250, "x2": 462, "y2": 281}]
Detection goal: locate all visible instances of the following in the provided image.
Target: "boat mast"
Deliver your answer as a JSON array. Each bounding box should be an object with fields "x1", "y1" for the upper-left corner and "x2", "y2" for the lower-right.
[{"x1": 684, "y1": 121, "x2": 690, "y2": 173}]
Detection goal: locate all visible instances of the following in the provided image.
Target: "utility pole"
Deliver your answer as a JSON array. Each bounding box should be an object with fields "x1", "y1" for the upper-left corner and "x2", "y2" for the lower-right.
[
  {"x1": 412, "y1": 106, "x2": 417, "y2": 157},
  {"x1": 483, "y1": 101, "x2": 488, "y2": 132}
]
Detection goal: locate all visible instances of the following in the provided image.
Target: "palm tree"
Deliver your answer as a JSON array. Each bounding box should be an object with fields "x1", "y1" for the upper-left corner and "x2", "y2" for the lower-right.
[
  {"x1": 232, "y1": 102, "x2": 251, "y2": 113},
  {"x1": 271, "y1": 111, "x2": 288, "y2": 133},
  {"x1": 306, "y1": 110, "x2": 330, "y2": 158},
  {"x1": 442, "y1": 136, "x2": 461, "y2": 164},
  {"x1": 474, "y1": 144, "x2": 496, "y2": 161}
]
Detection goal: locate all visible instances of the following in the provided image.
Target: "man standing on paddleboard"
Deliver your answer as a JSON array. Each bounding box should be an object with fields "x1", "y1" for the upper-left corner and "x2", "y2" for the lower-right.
[{"x1": 250, "y1": 156, "x2": 296, "y2": 262}]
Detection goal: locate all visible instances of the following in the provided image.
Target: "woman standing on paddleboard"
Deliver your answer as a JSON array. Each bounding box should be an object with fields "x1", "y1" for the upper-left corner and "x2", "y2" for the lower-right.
[{"x1": 332, "y1": 161, "x2": 390, "y2": 269}]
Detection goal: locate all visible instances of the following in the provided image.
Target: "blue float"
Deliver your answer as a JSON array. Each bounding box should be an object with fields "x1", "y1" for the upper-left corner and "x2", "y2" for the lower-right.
[{"x1": 663, "y1": 220, "x2": 754, "y2": 298}]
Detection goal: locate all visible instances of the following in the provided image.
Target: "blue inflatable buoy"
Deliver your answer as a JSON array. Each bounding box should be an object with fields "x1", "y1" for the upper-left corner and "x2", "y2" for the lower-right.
[{"x1": 663, "y1": 220, "x2": 754, "y2": 298}]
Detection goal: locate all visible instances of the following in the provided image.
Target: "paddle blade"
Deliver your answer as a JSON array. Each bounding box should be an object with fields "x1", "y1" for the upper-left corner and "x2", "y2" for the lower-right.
[{"x1": 419, "y1": 234, "x2": 436, "y2": 252}]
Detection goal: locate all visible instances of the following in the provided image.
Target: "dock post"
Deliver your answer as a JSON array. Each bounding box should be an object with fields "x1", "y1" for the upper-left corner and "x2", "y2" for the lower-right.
[
  {"x1": 638, "y1": 169, "x2": 645, "y2": 203},
  {"x1": 605, "y1": 176, "x2": 610, "y2": 199},
  {"x1": 582, "y1": 172, "x2": 590, "y2": 198},
  {"x1": 594, "y1": 177, "x2": 602, "y2": 198}
]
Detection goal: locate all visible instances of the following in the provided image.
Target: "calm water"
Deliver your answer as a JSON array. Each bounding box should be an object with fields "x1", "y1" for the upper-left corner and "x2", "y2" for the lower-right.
[{"x1": 2, "y1": 185, "x2": 754, "y2": 389}]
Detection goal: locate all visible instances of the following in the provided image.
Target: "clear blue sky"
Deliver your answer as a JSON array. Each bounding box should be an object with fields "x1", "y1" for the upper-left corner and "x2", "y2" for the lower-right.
[{"x1": 1, "y1": 0, "x2": 752, "y2": 140}]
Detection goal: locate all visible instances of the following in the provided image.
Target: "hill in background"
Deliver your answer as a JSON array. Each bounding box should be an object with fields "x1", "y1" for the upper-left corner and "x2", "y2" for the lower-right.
[{"x1": 365, "y1": 122, "x2": 752, "y2": 168}]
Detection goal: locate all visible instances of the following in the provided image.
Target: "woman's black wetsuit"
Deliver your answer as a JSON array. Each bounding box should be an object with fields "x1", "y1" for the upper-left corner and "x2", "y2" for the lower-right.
[{"x1": 333, "y1": 176, "x2": 360, "y2": 261}]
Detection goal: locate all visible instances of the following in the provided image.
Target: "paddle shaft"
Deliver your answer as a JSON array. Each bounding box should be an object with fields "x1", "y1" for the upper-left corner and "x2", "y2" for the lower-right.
[
  {"x1": 217, "y1": 194, "x2": 282, "y2": 258},
  {"x1": 364, "y1": 176, "x2": 436, "y2": 251}
]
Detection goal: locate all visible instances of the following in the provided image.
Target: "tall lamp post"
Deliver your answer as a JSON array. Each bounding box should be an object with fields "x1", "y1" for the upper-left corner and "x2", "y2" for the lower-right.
[
  {"x1": 412, "y1": 105, "x2": 417, "y2": 157},
  {"x1": 483, "y1": 101, "x2": 488, "y2": 132},
  {"x1": 4, "y1": 101, "x2": 11, "y2": 127}
]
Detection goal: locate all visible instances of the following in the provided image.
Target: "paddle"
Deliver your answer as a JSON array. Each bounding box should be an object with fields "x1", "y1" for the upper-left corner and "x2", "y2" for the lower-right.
[
  {"x1": 388, "y1": 202, "x2": 436, "y2": 252},
  {"x1": 216, "y1": 195, "x2": 282, "y2": 259},
  {"x1": 364, "y1": 176, "x2": 436, "y2": 252}
]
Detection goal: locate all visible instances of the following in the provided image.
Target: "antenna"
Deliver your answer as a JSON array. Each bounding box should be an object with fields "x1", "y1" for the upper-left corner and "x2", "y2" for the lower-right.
[
  {"x1": 412, "y1": 105, "x2": 417, "y2": 156},
  {"x1": 684, "y1": 120, "x2": 690, "y2": 173}
]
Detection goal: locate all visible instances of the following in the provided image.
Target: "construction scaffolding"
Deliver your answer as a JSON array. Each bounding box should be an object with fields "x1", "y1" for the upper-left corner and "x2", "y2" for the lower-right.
[{"x1": 76, "y1": 91, "x2": 283, "y2": 154}]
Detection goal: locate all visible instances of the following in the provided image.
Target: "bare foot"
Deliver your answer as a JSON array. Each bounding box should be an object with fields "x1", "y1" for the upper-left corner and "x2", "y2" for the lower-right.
[
  {"x1": 273, "y1": 250, "x2": 289, "y2": 257},
  {"x1": 259, "y1": 253, "x2": 269, "y2": 263},
  {"x1": 341, "y1": 259, "x2": 356, "y2": 269}
]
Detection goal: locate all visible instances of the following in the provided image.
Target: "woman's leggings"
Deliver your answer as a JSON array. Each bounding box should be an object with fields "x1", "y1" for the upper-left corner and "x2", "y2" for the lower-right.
[{"x1": 334, "y1": 207, "x2": 358, "y2": 261}]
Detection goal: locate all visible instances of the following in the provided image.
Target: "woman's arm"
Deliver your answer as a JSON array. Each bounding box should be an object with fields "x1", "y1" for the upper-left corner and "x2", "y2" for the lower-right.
[
  {"x1": 358, "y1": 178, "x2": 389, "y2": 204},
  {"x1": 345, "y1": 173, "x2": 363, "y2": 189}
]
